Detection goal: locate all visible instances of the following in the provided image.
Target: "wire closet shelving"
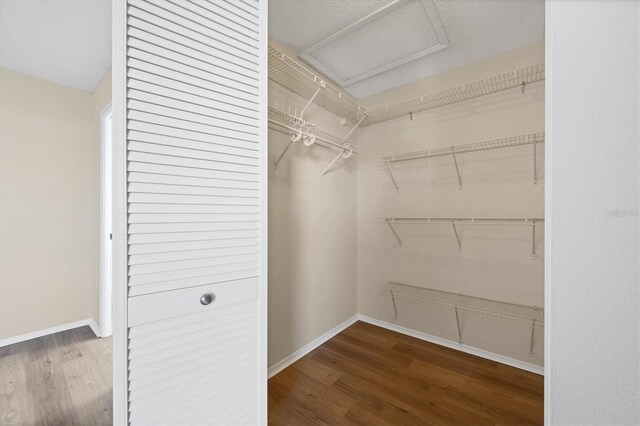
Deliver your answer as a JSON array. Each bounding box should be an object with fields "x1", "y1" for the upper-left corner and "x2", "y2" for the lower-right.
[
  {"x1": 362, "y1": 63, "x2": 545, "y2": 126},
  {"x1": 268, "y1": 106, "x2": 357, "y2": 176},
  {"x1": 381, "y1": 132, "x2": 545, "y2": 190},
  {"x1": 379, "y1": 217, "x2": 544, "y2": 258},
  {"x1": 268, "y1": 43, "x2": 367, "y2": 123},
  {"x1": 379, "y1": 281, "x2": 543, "y2": 355}
]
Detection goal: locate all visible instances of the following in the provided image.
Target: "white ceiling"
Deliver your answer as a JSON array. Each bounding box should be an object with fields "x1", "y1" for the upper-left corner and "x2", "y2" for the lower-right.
[
  {"x1": 0, "y1": 0, "x2": 112, "y2": 92},
  {"x1": 269, "y1": 0, "x2": 544, "y2": 99}
]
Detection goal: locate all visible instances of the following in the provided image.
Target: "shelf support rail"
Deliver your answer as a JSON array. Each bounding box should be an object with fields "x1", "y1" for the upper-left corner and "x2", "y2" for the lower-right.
[{"x1": 385, "y1": 218, "x2": 402, "y2": 246}]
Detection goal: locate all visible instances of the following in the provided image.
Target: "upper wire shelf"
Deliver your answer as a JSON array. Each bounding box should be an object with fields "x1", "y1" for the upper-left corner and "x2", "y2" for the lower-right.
[
  {"x1": 381, "y1": 132, "x2": 545, "y2": 190},
  {"x1": 379, "y1": 281, "x2": 543, "y2": 355},
  {"x1": 363, "y1": 63, "x2": 545, "y2": 126},
  {"x1": 268, "y1": 44, "x2": 367, "y2": 123},
  {"x1": 268, "y1": 106, "x2": 356, "y2": 176}
]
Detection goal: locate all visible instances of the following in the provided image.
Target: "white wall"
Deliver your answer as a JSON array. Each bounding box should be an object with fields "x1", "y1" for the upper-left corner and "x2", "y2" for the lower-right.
[
  {"x1": 356, "y1": 42, "x2": 545, "y2": 366},
  {"x1": 268, "y1": 48, "x2": 358, "y2": 367},
  {"x1": 546, "y1": 1, "x2": 640, "y2": 424}
]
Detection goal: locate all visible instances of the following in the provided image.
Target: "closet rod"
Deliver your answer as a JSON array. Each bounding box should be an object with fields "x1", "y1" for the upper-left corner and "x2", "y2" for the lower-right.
[
  {"x1": 268, "y1": 106, "x2": 357, "y2": 175},
  {"x1": 268, "y1": 119, "x2": 355, "y2": 154}
]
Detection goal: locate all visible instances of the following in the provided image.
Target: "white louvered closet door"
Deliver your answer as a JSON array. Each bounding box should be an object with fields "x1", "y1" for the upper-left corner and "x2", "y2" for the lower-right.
[{"x1": 113, "y1": 1, "x2": 267, "y2": 425}]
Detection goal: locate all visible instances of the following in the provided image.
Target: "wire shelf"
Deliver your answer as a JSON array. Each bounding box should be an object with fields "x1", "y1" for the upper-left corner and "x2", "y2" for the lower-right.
[
  {"x1": 268, "y1": 44, "x2": 366, "y2": 123},
  {"x1": 379, "y1": 217, "x2": 543, "y2": 257},
  {"x1": 268, "y1": 106, "x2": 357, "y2": 154},
  {"x1": 363, "y1": 63, "x2": 545, "y2": 126},
  {"x1": 382, "y1": 132, "x2": 544, "y2": 163},
  {"x1": 379, "y1": 217, "x2": 543, "y2": 226},
  {"x1": 381, "y1": 132, "x2": 544, "y2": 190},
  {"x1": 379, "y1": 281, "x2": 544, "y2": 326}
]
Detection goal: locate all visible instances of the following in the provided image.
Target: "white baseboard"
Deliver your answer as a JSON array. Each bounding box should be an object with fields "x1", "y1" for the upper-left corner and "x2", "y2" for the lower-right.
[
  {"x1": 268, "y1": 315, "x2": 358, "y2": 378},
  {"x1": 358, "y1": 315, "x2": 544, "y2": 376},
  {"x1": 88, "y1": 319, "x2": 101, "y2": 338},
  {"x1": 0, "y1": 319, "x2": 100, "y2": 348}
]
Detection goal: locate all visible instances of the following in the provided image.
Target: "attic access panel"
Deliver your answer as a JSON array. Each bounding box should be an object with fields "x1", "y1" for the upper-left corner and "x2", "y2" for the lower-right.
[{"x1": 299, "y1": 0, "x2": 449, "y2": 87}]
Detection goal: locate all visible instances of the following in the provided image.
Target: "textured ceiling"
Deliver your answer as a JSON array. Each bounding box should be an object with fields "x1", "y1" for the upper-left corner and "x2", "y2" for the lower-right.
[
  {"x1": 269, "y1": 0, "x2": 544, "y2": 99},
  {"x1": 0, "y1": 0, "x2": 112, "y2": 92},
  {"x1": 300, "y1": 0, "x2": 449, "y2": 86}
]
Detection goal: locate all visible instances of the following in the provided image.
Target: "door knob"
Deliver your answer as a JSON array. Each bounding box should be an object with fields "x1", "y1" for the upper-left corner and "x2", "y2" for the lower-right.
[{"x1": 200, "y1": 293, "x2": 215, "y2": 306}]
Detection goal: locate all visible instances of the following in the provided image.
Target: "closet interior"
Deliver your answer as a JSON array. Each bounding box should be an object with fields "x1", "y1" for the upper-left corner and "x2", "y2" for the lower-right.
[{"x1": 266, "y1": 1, "x2": 545, "y2": 382}]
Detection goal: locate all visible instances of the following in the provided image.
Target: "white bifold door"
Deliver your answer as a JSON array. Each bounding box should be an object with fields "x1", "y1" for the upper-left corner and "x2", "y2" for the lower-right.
[{"x1": 112, "y1": 1, "x2": 268, "y2": 424}]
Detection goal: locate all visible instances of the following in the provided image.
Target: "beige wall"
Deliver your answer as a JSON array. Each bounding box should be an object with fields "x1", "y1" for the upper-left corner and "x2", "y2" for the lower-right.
[
  {"x1": 356, "y1": 42, "x2": 545, "y2": 365},
  {"x1": 0, "y1": 68, "x2": 111, "y2": 340},
  {"x1": 268, "y1": 71, "x2": 358, "y2": 367}
]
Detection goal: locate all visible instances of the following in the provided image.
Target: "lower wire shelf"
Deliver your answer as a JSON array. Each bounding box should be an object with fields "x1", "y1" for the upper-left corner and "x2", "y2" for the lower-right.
[{"x1": 378, "y1": 281, "x2": 543, "y2": 356}]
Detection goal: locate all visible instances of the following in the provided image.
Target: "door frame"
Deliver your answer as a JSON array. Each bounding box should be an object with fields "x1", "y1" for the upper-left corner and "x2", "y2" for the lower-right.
[
  {"x1": 112, "y1": 0, "x2": 128, "y2": 423},
  {"x1": 99, "y1": 102, "x2": 113, "y2": 338}
]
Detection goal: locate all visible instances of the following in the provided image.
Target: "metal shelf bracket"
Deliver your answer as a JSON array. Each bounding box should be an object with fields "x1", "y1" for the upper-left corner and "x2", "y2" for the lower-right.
[
  {"x1": 274, "y1": 141, "x2": 293, "y2": 171},
  {"x1": 451, "y1": 220, "x2": 462, "y2": 251},
  {"x1": 321, "y1": 145, "x2": 353, "y2": 177},
  {"x1": 344, "y1": 114, "x2": 367, "y2": 141},
  {"x1": 454, "y1": 306, "x2": 463, "y2": 343},
  {"x1": 300, "y1": 84, "x2": 324, "y2": 120},
  {"x1": 385, "y1": 218, "x2": 402, "y2": 246},
  {"x1": 384, "y1": 162, "x2": 399, "y2": 192},
  {"x1": 529, "y1": 307, "x2": 538, "y2": 356},
  {"x1": 451, "y1": 147, "x2": 463, "y2": 189},
  {"x1": 533, "y1": 141, "x2": 538, "y2": 185},
  {"x1": 391, "y1": 291, "x2": 398, "y2": 320},
  {"x1": 532, "y1": 220, "x2": 537, "y2": 260}
]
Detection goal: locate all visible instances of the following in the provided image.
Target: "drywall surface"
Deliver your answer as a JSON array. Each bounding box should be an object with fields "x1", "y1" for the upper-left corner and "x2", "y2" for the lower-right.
[
  {"x1": 0, "y1": 68, "x2": 95, "y2": 339},
  {"x1": 268, "y1": 71, "x2": 358, "y2": 367},
  {"x1": 546, "y1": 1, "x2": 639, "y2": 424},
  {"x1": 91, "y1": 69, "x2": 112, "y2": 324},
  {"x1": 356, "y1": 42, "x2": 545, "y2": 365}
]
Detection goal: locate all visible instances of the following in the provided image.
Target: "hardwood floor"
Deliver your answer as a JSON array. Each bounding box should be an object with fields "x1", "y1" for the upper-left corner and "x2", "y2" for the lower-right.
[
  {"x1": 0, "y1": 321, "x2": 542, "y2": 425},
  {"x1": 0, "y1": 326, "x2": 112, "y2": 426},
  {"x1": 269, "y1": 321, "x2": 544, "y2": 426}
]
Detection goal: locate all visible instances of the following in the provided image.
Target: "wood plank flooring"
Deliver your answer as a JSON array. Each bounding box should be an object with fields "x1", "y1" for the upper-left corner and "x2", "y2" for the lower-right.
[
  {"x1": 0, "y1": 326, "x2": 112, "y2": 426},
  {"x1": 0, "y1": 321, "x2": 543, "y2": 425},
  {"x1": 269, "y1": 321, "x2": 544, "y2": 426}
]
